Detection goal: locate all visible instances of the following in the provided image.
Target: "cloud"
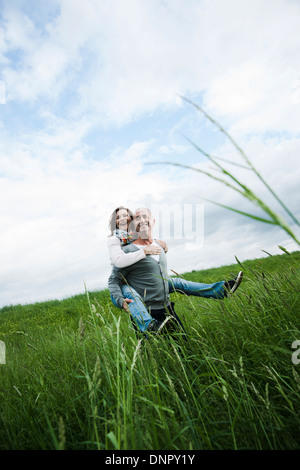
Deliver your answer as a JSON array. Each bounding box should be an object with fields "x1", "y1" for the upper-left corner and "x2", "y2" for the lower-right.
[
  {"x1": 1, "y1": 0, "x2": 300, "y2": 307},
  {"x1": 1, "y1": 126, "x2": 299, "y2": 307},
  {"x1": 0, "y1": 122, "x2": 177, "y2": 306},
  {"x1": 2, "y1": 0, "x2": 300, "y2": 133}
]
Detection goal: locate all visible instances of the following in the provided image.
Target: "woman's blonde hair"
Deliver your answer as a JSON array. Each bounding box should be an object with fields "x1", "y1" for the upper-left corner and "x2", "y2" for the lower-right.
[{"x1": 108, "y1": 206, "x2": 134, "y2": 236}]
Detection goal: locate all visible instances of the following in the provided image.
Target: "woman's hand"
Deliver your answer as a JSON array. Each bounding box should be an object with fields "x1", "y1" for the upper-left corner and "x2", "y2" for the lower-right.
[
  {"x1": 144, "y1": 245, "x2": 162, "y2": 255},
  {"x1": 156, "y1": 240, "x2": 168, "y2": 253}
]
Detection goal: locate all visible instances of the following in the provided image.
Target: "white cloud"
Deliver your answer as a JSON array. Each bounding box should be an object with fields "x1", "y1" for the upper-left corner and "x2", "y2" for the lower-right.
[
  {"x1": 0, "y1": 123, "x2": 176, "y2": 306},
  {"x1": 2, "y1": 0, "x2": 300, "y2": 130},
  {"x1": 1, "y1": 0, "x2": 300, "y2": 307},
  {"x1": 1, "y1": 128, "x2": 299, "y2": 307},
  {"x1": 205, "y1": 61, "x2": 267, "y2": 116}
]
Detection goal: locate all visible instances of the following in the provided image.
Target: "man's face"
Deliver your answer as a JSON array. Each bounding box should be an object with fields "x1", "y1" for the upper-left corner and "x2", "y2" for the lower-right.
[{"x1": 134, "y1": 209, "x2": 154, "y2": 238}]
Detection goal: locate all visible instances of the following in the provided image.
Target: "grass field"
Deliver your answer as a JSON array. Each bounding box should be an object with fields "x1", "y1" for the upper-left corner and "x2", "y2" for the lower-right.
[{"x1": 0, "y1": 251, "x2": 299, "y2": 450}]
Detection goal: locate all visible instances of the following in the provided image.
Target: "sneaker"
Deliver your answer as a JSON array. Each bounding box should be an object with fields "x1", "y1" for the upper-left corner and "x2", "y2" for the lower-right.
[
  {"x1": 224, "y1": 271, "x2": 243, "y2": 295},
  {"x1": 146, "y1": 316, "x2": 172, "y2": 335},
  {"x1": 146, "y1": 319, "x2": 160, "y2": 334}
]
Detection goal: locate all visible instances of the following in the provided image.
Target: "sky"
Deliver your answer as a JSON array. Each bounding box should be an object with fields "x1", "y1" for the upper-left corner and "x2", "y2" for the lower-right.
[{"x1": 0, "y1": 0, "x2": 300, "y2": 308}]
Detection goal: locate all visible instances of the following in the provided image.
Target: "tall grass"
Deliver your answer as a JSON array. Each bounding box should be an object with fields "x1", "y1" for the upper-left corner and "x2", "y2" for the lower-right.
[
  {"x1": 0, "y1": 252, "x2": 299, "y2": 449},
  {"x1": 149, "y1": 96, "x2": 300, "y2": 246}
]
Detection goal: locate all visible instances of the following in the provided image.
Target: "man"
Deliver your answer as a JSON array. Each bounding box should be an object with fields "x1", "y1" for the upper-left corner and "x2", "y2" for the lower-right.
[
  {"x1": 108, "y1": 207, "x2": 242, "y2": 337},
  {"x1": 108, "y1": 207, "x2": 178, "y2": 335}
]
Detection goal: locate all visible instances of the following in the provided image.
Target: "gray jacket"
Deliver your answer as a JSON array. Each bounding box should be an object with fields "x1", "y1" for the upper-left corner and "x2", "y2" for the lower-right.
[{"x1": 108, "y1": 243, "x2": 170, "y2": 310}]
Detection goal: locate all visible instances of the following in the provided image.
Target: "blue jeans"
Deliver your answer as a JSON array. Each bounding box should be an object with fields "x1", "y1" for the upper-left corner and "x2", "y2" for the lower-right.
[
  {"x1": 168, "y1": 277, "x2": 225, "y2": 298},
  {"x1": 110, "y1": 284, "x2": 154, "y2": 333},
  {"x1": 110, "y1": 277, "x2": 225, "y2": 333}
]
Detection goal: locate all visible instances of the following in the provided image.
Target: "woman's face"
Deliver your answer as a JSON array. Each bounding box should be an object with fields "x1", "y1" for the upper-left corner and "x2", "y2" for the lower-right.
[{"x1": 116, "y1": 209, "x2": 132, "y2": 231}]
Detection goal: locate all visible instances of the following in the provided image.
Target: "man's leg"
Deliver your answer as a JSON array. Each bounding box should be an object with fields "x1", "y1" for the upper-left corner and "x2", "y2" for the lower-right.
[
  {"x1": 111, "y1": 285, "x2": 154, "y2": 333},
  {"x1": 151, "y1": 302, "x2": 188, "y2": 343},
  {"x1": 168, "y1": 277, "x2": 225, "y2": 299}
]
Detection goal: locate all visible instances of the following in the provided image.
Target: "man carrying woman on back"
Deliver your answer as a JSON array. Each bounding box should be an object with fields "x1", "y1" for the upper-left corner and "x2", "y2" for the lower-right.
[{"x1": 107, "y1": 206, "x2": 243, "y2": 337}]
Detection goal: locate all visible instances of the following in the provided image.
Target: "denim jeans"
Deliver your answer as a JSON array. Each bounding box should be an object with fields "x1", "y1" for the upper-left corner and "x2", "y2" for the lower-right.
[
  {"x1": 168, "y1": 277, "x2": 225, "y2": 299},
  {"x1": 110, "y1": 277, "x2": 225, "y2": 333},
  {"x1": 110, "y1": 284, "x2": 153, "y2": 333}
]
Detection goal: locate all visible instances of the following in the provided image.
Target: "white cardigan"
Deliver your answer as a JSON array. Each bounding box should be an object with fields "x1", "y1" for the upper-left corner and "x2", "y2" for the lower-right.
[{"x1": 107, "y1": 235, "x2": 146, "y2": 268}]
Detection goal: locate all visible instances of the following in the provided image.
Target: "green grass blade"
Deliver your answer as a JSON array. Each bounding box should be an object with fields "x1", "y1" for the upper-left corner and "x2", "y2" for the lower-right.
[
  {"x1": 148, "y1": 160, "x2": 300, "y2": 245},
  {"x1": 147, "y1": 161, "x2": 247, "y2": 197},
  {"x1": 180, "y1": 95, "x2": 300, "y2": 227},
  {"x1": 202, "y1": 198, "x2": 278, "y2": 225},
  {"x1": 184, "y1": 136, "x2": 297, "y2": 229}
]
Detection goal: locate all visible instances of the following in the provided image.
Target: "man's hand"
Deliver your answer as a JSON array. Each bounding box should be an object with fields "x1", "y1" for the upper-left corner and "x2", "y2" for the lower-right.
[
  {"x1": 144, "y1": 245, "x2": 162, "y2": 255},
  {"x1": 122, "y1": 298, "x2": 133, "y2": 312},
  {"x1": 156, "y1": 240, "x2": 168, "y2": 253}
]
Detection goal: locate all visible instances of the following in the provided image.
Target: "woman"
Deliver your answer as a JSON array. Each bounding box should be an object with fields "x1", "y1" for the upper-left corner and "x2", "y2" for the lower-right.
[{"x1": 107, "y1": 206, "x2": 243, "y2": 335}]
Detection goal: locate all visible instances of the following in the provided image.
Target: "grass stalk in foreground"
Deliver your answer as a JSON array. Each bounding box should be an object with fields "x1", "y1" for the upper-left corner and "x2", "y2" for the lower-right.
[
  {"x1": 148, "y1": 96, "x2": 300, "y2": 246},
  {"x1": 0, "y1": 252, "x2": 299, "y2": 449}
]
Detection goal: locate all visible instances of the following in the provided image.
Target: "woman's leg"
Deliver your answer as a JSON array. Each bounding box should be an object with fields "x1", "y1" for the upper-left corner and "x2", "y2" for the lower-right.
[
  {"x1": 168, "y1": 277, "x2": 225, "y2": 299},
  {"x1": 111, "y1": 285, "x2": 154, "y2": 333}
]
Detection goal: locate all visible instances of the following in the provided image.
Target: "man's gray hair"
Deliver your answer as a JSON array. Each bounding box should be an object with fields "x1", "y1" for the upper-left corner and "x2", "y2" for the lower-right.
[{"x1": 134, "y1": 207, "x2": 152, "y2": 217}]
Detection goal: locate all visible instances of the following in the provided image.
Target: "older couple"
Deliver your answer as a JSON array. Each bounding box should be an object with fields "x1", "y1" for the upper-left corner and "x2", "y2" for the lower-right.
[{"x1": 107, "y1": 206, "x2": 243, "y2": 336}]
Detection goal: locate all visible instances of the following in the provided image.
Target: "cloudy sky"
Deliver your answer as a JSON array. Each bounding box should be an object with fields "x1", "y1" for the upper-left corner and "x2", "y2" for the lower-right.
[{"x1": 1, "y1": 0, "x2": 300, "y2": 308}]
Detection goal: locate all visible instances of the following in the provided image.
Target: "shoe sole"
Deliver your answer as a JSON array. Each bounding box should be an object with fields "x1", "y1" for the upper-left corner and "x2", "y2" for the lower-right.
[{"x1": 230, "y1": 271, "x2": 243, "y2": 294}]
